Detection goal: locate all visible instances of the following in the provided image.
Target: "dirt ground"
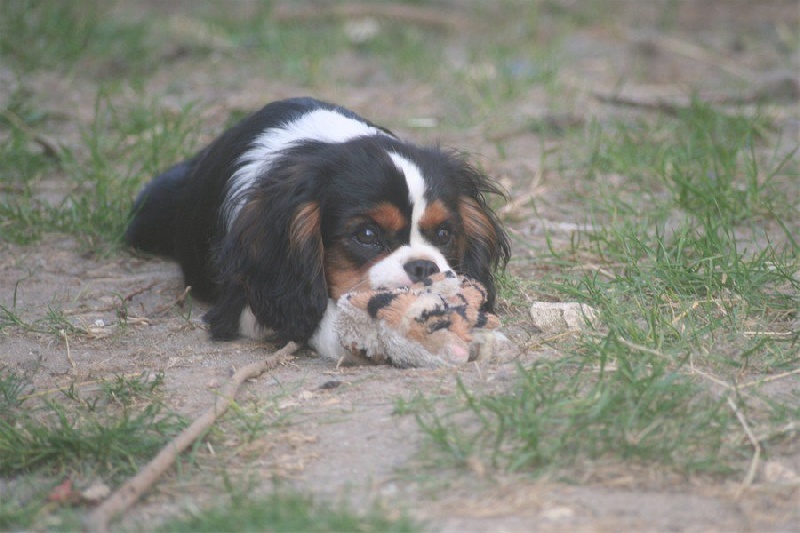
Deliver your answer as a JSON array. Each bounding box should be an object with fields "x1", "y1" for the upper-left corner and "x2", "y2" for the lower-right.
[
  {"x1": 2, "y1": 1, "x2": 799, "y2": 531},
  {"x1": 6, "y1": 238, "x2": 793, "y2": 532}
]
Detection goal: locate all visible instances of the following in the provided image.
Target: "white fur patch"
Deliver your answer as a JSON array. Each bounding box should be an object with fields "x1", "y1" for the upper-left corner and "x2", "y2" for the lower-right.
[
  {"x1": 239, "y1": 306, "x2": 266, "y2": 339},
  {"x1": 224, "y1": 109, "x2": 389, "y2": 228},
  {"x1": 241, "y1": 301, "x2": 349, "y2": 362},
  {"x1": 309, "y1": 300, "x2": 349, "y2": 360},
  {"x1": 388, "y1": 152, "x2": 428, "y2": 247},
  {"x1": 368, "y1": 245, "x2": 450, "y2": 289},
  {"x1": 369, "y1": 152, "x2": 449, "y2": 289}
]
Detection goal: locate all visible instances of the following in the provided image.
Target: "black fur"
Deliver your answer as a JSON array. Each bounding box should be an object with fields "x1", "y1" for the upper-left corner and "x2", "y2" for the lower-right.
[{"x1": 125, "y1": 97, "x2": 510, "y2": 345}]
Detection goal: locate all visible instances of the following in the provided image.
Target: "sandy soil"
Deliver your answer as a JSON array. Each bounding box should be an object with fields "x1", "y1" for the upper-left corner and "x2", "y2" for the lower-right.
[
  {"x1": 2, "y1": 1, "x2": 798, "y2": 530},
  {"x1": 3, "y1": 238, "x2": 796, "y2": 531}
]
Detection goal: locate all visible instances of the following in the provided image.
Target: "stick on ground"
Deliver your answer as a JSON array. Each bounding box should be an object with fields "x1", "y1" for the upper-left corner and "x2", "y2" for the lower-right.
[{"x1": 84, "y1": 341, "x2": 300, "y2": 533}]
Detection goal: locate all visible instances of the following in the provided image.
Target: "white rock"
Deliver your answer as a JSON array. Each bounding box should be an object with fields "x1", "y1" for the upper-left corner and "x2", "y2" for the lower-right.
[
  {"x1": 529, "y1": 302, "x2": 598, "y2": 333},
  {"x1": 80, "y1": 482, "x2": 110, "y2": 503},
  {"x1": 763, "y1": 460, "x2": 800, "y2": 485},
  {"x1": 539, "y1": 506, "x2": 576, "y2": 520}
]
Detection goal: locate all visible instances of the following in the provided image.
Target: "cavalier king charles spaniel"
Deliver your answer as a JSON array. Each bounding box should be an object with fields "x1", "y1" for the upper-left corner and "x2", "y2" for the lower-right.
[{"x1": 126, "y1": 97, "x2": 510, "y2": 359}]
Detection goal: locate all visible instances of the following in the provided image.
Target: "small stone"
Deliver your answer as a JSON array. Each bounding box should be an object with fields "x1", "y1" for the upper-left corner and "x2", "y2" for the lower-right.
[
  {"x1": 540, "y1": 506, "x2": 575, "y2": 520},
  {"x1": 529, "y1": 302, "x2": 598, "y2": 333},
  {"x1": 80, "y1": 481, "x2": 111, "y2": 503},
  {"x1": 763, "y1": 461, "x2": 800, "y2": 485},
  {"x1": 344, "y1": 17, "x2": 380, "y2": 44}
]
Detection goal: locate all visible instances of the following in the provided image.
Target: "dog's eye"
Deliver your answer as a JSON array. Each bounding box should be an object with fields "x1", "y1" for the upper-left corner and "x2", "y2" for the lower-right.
[
  {"x1": 433, "y1": 226, "x2": 452, "y2": 246},
  {"x1": 354, "y1": 225, "x2": 380, "y2": 246}
]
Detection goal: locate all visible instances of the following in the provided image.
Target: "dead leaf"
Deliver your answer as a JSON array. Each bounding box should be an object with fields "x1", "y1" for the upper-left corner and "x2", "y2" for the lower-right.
[{"x1": 48, "y1": 478, "x2": 78, "y2": 504}]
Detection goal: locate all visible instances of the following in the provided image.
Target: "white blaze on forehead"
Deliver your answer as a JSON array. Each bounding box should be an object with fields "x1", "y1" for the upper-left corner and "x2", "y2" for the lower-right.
[
  {"x1": 387, "y1": 151, "x2": 429, "y2": 247},
  {"x1": 224, "y1": 109, "x2": 389, "y2": 227},
  {"x1": 368, "y1": 151, "x2": 449, "y2": 289}
]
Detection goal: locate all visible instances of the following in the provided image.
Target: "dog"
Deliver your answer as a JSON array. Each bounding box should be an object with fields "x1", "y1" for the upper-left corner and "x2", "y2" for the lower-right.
[{"x1": 125, "y1": 97, "x2": 510, "y2": 360}]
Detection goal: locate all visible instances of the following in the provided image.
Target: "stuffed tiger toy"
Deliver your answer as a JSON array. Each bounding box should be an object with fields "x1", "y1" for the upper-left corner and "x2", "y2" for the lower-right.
[{"x1": 334, "y1": 271, "x2": 509, "y2": 368}]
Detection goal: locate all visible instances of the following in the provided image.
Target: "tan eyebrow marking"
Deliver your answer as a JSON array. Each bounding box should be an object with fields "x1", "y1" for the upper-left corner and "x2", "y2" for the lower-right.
[
  {"x1": 419, "y1": 199, "x2": 452, "y2": 231},
  {"x1": 367, "y1": 202, "x2": 407, "y2": 232}
]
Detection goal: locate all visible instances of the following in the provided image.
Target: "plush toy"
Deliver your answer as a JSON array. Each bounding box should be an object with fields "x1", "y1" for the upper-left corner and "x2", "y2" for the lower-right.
[{"x1": 335, "y1": 271, "x2": 508, "y2": 368}]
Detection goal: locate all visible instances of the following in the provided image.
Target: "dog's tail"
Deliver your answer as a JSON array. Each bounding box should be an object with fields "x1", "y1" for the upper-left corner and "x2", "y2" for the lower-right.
[{"x1": 124, "y1": 159, "x2": 194, "y2": 257}]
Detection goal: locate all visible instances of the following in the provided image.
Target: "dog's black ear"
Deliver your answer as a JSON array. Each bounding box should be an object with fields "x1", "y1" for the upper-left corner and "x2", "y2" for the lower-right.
[
  {"x1": 456, "y1": 166, "x2": 511, "y2": 311},
  {"x1": 206, "y1": 174, "x2": 328, "y2": 343}
]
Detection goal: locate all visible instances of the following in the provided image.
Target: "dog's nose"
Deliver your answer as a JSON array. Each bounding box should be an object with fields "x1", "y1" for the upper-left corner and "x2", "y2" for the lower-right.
[{"x1": 404, "y1": 259, "x2": 440, "y2": 282}]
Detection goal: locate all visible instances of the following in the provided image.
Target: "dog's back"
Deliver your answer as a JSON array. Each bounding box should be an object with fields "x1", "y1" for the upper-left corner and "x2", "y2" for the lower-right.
[
  {"x1": 124, "y1": 145, "x2": 223, "y2": 300},
  {"x1": 124, "y1": 158, "x2": 195, "y2": 258},
  {"x1": 124, "y1": 98, "x2": 329, "y2": 301}
]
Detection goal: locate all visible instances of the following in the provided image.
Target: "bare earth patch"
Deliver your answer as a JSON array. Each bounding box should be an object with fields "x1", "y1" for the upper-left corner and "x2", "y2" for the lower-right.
[
  {"x1": 2, "y1": 242, "x2": 796, "y2": 531},
  {"x1": 1, "y1": 1, "x2": 798, "y2": 530}
]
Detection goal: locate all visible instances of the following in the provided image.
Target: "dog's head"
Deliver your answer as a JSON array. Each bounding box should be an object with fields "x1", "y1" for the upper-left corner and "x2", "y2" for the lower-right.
[{"x1": 220, "y1": 135, "x2": 510, "y2": 343}]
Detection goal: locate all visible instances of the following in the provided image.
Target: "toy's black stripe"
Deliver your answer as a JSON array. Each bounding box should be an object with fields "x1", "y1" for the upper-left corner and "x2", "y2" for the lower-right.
[
  {"x1": 367, "y1": 292, "x2": 399, "y2": 318},
  {"x1": 428, "y1": 318, "x2": 451, "y2": 333}
]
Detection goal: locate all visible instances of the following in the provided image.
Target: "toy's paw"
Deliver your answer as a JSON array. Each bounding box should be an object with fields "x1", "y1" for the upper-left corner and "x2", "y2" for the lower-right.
[{"x1": 469, "y1": 330, "x2": 519, "y2": 362}]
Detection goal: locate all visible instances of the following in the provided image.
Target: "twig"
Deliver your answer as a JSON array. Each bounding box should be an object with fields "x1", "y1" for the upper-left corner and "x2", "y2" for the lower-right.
[
  {"x1": 617, "y1": 337, "x2": 743, "y2": 393},
  {"x1": 630, "y1": 32, "x2": 756, "y2": 83},
  {"x1": 689, "y1": 364, "x2": 732, "y2": 390},
  {"x1": 1, "y1": 109, "x2": 62, "y2": 161},
  {"x1": 175, "y1": 285, "x2": 192, "y2": 308},
  {"x1": 740, "y1": 367, "x2": 800, "y2": 390},
  {"x1": 593, "y1": 78, "x2": 798, "y2": 116},
  {"x1": 616, "y1": 336, "x2": 673, "y2": 362},
  {"x1": 61, "y1": 329, "x2": 76, "y2": 370},
  {"x1": 473, "y1": 360, "x2": 483, "y2": 380},
  {"x1": 84, "y1": 341, "x2": 300, "y2": 533},
  {"x1": 756, "y1": 421, "x2": 798, "y2": 444},
  {"x1": 743, "y1": 331, "x2": 795, "y2": 338},
  {"x1": 124, "y1": 281, "x2": 159, "y2": 302},
  {"x1": 593, "y1": 92, "x2": 688, "y2": 116},
  {"x1": 726, "y1": 396, "x2": 761, "y2": 496},
  {"x1": 271, "y1": 1, "x2": 470, "y2": 31},
  {"x1": 151, "y1": 285, "x2": 193, "y2": 317}
]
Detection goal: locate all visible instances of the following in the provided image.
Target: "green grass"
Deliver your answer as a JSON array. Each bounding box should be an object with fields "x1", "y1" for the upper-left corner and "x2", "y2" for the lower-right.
[
  {"x1": 1, "y1": 88, "x2": 199, "y2": 250},
  {"x1": 0, "y1": 0, "x2": 107, "y2": 71},
  {"x1": 408, "y1": 99, "x2": 799, "y2": 480},
  {"x1": 0, "y1": 1, "x2": 198, "y2": 249},
  {"x1": 0, "y1": 303, "x2": 78, "y2": 335},
  {"x1": 0, "y1": 368, "x2": 186, "y2": 530},
  {"x1": 2, "y1": 0, "x2": 798, "y2": 529},
  {"x1": 412, "y1": 361, "x2": 735, "y2": 476},
  {"x1": 0, "y1": 366, "x2": 29, "y2": 412},
  {"x1": 0, "y1": 1, "x2": 453, "y2": 251},
  {"x1": 0, "y1": 371, "x2": 184, "y2": 478},
  {"x1": 0, "y1": 401, "x2": 184, "y2": 477},
  {"x1": 0, "y1": 0, "x2": 153, "y2": 75},
  {"x1": 56, "y1": 93, "x2": 199, "y2": 251},
  {"x1": 214, "y1": 2, "x2": 447, "y2": 85},
  {"x1": 585, "y1": 101, "x2": 794, "y2": 226},
  {"x1": 155, "y1": 490, "x2": 418, "y2": 533}
]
